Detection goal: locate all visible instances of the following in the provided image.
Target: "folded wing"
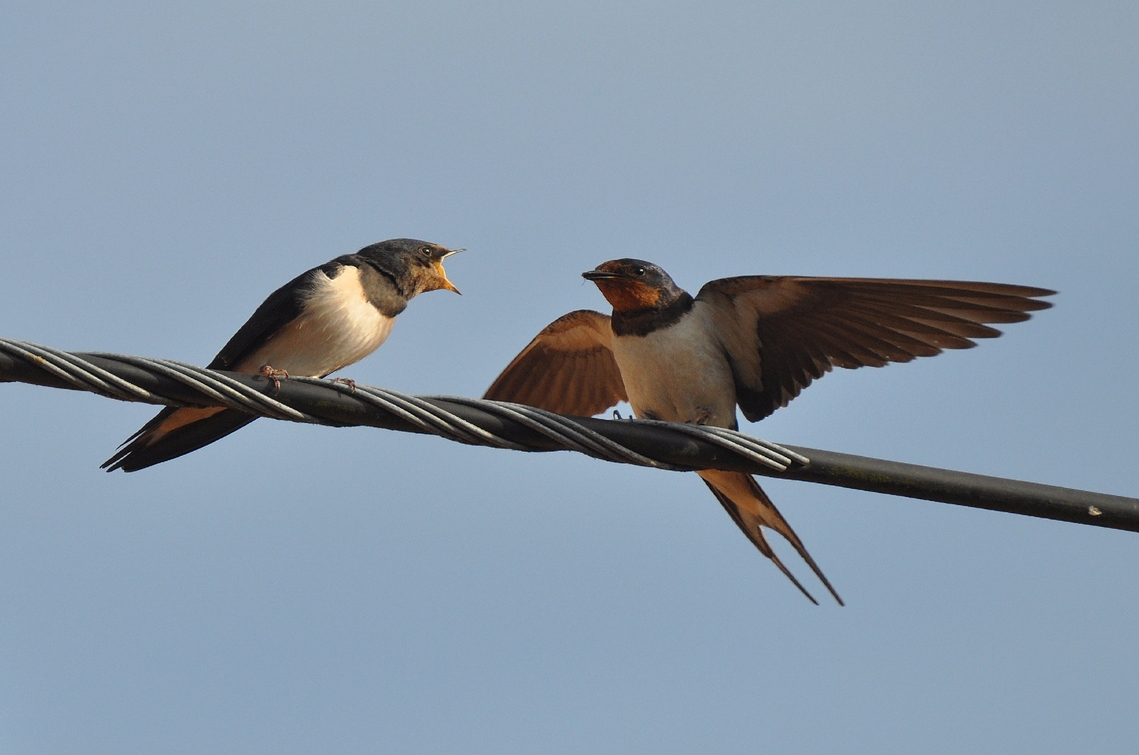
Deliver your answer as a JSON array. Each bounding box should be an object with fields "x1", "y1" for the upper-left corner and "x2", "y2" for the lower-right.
[
  {"x1": 208, "y1": 265, "x2": 326, "y2": 370},
  {"x1": 102, "y1": 266, "x2": 324, "y2": 472}
]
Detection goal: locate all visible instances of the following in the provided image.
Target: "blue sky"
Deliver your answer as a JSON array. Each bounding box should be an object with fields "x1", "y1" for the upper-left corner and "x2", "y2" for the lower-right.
[{"x1": 2, "y1": 2, "x2": 1137, "y2": 752}]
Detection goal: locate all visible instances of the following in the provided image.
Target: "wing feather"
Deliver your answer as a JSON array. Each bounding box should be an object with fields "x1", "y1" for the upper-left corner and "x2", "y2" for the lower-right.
[
  {"x1": 483, "y1": 310, "x2": 627, "y2": 416},
  {"x1": 696, "y1": 276, "x2": 1054, "y2": 422},
  {"x1": 208, "y1": 262, "x2": 342, "y2": 370}
]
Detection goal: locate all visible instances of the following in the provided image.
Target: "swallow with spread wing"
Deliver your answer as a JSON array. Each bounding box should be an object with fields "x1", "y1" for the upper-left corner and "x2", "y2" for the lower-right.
[
  {"x1": 484, "y1": 259, "x2": 1054, "y2": 604},
  {"x1": 104, "y1": 238, "x2": 462, "y2": 472}
]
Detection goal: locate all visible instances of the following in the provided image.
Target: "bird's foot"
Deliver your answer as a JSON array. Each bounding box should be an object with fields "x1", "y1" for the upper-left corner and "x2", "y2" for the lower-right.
[
  {"x1": 689, "y1": 408, "x2": 715, "y2": 426},
  {"x1": 331, "y1": 377, "x2": 357, "y2": 393},
  {"x1": 612, "y1": 409, "x2": 625, "y2": 420},
  {"x1": 258, "y1": 364, "x2": 290, "y2": 394}
]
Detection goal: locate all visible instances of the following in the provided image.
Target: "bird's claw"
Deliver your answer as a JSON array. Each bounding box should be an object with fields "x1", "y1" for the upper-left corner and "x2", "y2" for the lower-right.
[
  {"x1": 689, "y1": 409, "x2": 715, "y2": 426},
  {"x1": 258, "y1": 364, "x2": 290, "y2": 394},
  {"x1": 331, "y1": 377, "x2": 357, "y2": 393}
]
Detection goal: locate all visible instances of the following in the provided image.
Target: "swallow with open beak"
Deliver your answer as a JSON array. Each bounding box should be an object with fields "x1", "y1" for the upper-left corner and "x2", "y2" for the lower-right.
[
  {"x1": 484, "y1": 259, "x2": 1054, "y2": 604},
  {"x1": 103, "y1": 238, "x2": 462, "y2": 472}
]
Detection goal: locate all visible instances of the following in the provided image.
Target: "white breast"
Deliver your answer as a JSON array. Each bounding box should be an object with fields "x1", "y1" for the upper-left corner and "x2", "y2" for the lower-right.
[
  {"x1": 610, "y1": 305, "x2": 737, "y2": 427},
  {"x1": 237, "y1": 265, "x2": 396, "y2": 377}
]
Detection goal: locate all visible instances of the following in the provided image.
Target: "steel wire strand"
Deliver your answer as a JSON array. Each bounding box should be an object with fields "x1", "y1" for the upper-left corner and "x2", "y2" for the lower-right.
[
  {"x1": 2, "y1": 340, "x2": 157, "y2": 403},
  {"x1": 291, "y1": 378, "x2": 529, "y2": 450},
  {"x1": 633, "y1": 419, "x2": 805, "y2": 471},
  {"x1": 4, "y1": 337, "x2": 1139, "y2": 533},
  {"x1": 1, "y1": 337, "x2": 790, "y2": 471},
  {"x1": 93, "y1": 354, "x2": 318, "y2": 422},
  {"x1": 433, "y1": 396, "x2": 691, "y2": 469}
]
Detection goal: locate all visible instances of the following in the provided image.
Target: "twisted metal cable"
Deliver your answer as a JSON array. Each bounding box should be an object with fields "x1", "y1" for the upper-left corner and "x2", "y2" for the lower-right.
[
  {"x1": 635, "y1": 418, "x2": 810, "y2": 470},
  {"x1": 3, "y1": 336, "x2": 1138, "y2": 533},
  {"x1": 0, "y1": 337, "x2": 797, "y2": 473},
  {"x1": 98, "y1": 355, "x2": 320, "y2": 423},
  {"x1": 292, "y1": 378, "x2": 531, "y2": 452},
  {"x1": 435, "y1": 396, "x2": 689, "y2": 469},
  {"x1": 3, "y1": 339, "x2": 157, "y2": 403}
]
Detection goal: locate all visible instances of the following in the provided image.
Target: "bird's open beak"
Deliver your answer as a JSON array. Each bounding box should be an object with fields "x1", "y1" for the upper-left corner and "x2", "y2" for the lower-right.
[{"x1": 435, "y1": 248, "x2": 463, "y2": 294}]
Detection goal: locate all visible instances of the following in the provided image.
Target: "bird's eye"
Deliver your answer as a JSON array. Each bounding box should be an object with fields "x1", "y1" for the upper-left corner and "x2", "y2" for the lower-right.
[
  {"x1": 634, "y1": 267, "x2": 646, "y2": 276},
  {"x1": 419, "y1": 246, "x2": 432, "y2": 256}
]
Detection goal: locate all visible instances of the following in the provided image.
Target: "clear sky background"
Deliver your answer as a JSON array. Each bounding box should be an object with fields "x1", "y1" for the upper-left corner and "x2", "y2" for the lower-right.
[{"x1": 2, "y1": 2, "x2": 1137, "y2": 753}]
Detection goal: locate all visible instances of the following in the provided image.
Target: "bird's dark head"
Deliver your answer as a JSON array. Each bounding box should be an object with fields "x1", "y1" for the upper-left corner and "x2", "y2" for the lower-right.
[
  {"x1": 357, "y1": 238, "x2": 463, "y2": 297},
  {"x1": 582, "y1": 259, "x2": 686, "y2": 312}
]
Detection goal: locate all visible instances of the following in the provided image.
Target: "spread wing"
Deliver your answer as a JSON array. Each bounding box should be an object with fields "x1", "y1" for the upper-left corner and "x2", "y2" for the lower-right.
[
  {"x1": 483, "y1": 310, "x2": 628, "y2": 416},
  {"x1": 695, "y1": 276, "x2": 1055, "y2": 423}
]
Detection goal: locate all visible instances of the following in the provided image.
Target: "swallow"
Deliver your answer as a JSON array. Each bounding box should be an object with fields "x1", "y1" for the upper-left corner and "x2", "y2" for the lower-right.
[
  {"x1": 484, "y1": 260, "x2": 1054, "y2": 604},
  {"x1": 102, "y1": 238, "x2": 462, "y2": 473}
]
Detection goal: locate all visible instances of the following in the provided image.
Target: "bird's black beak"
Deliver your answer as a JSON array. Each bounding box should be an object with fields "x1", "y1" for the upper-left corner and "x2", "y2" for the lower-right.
[{"x1": 582, "y1": 269, "x2": 622, "y2": 281}]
